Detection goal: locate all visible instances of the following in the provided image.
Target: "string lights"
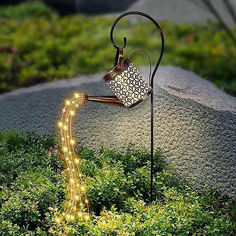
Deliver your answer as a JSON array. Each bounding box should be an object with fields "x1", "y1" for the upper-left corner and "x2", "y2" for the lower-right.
[{"x1": 56, "y1": 92, "x2": 89, "y2": 223}]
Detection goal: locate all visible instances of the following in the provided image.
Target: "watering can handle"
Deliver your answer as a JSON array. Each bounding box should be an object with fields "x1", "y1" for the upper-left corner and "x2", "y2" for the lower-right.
[
  {"x1": 128, "y1": 48, "x2": 152, "y2": 85},
  {"x1": 114, "y1": 47, "x2": 152, "y2": 83},
  {"x1": 114, "y1": 47, "x2": 124, "y2": 68}
]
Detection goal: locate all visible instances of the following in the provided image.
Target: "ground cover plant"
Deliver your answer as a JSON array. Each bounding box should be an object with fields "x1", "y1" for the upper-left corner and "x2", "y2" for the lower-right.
[
  {"x1": 0, "y1": 130, "x2": 235, "y2": 235},
  {"x1": 0, "y1": 1, "x2": 235, "y2": 96}
]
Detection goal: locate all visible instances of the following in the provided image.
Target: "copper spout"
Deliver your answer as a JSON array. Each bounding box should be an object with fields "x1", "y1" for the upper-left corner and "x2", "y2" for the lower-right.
[{"x1": 86, "y1": 95, "x2": 124, "y2": 107}]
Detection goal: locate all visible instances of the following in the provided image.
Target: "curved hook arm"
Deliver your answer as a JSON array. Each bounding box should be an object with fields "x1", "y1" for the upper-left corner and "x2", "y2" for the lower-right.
[{"x1": 110, "y1": 11, "x2": 165, "y2": 87}]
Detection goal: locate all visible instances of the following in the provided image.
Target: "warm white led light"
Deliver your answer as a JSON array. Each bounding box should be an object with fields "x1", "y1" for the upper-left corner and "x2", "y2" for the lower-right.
[
  {"x1": 74, "y1": 93, "x2": 80, "y2": 98},
  {"x1": 75, "y1": 158, "x2": 79, "y2": 164},
  {"x1": 65, "y1": 100, "x2": 70, "y2": 105},
  {"x1": 81, "y1": 186, "x2": 85, "y2": 191},
  {"x1": 63, "y1": 147, "x2": 68, "y2": 152},
  {"x1": 70, "y1": 110, "x2": 75, "y2": 116},
  {"x1": 57, "y1": 121, "x2": 63, "y2": 127}
]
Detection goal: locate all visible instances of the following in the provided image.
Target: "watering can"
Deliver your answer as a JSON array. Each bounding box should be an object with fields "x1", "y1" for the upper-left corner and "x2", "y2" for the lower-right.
[{"x1": 86, "y1": 47, "x2": 152, "y2": 108}]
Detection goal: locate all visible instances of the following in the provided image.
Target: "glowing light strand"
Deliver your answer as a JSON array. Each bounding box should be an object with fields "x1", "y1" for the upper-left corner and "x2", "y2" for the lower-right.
[
  {"x1": 65, "y1": 96, "x2": 88, "y2": 220},
  {"x1": 57, "y1": 92, "x2": 89, "y2": 222}
]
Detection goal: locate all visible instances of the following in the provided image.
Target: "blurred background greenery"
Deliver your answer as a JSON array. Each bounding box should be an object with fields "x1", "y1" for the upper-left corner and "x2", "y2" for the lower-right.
[{"x1": 0, "y1": 1, "x2": 235, "y2": 96}]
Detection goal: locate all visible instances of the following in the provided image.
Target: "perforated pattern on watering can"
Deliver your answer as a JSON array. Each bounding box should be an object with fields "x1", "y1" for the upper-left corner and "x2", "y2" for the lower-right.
[
  {"x1": 103, "y1": 57, "x2": 152, "y2": 108},
  {"x1": 108, "y1": 62, "x2": 151, "y2": 107}
]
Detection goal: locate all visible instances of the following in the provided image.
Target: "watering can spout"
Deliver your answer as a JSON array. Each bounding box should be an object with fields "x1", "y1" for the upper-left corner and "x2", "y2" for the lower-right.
[{"x1": 86, "y1": 95, "x2": 125, "y2": 107}]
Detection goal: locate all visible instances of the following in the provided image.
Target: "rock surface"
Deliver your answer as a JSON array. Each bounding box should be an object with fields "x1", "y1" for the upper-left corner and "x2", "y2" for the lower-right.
[
  {"x1": 0, "y1": 66, "x2": 235, "y2": 198},
  {"x1": 109, "y1": 0, "x2": 236, "y2": 26}
]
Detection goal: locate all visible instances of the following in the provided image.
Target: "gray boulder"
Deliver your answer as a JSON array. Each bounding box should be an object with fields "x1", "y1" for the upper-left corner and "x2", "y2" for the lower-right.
[
  {"x1": 127, "y1": 0, "x2": 236, "y2": 26},
  {"x1": 0, "y1": 66, "x2": 235, "y2": 198}
]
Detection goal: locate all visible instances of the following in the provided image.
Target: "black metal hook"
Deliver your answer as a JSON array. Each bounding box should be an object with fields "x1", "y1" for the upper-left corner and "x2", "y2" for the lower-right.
[{"x1": 110, "y1": 11, "x2": 165, "y2": 87}]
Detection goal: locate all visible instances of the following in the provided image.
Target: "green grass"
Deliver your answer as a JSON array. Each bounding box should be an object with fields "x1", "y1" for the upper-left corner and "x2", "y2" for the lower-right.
[
  {"x1": 0, "y1": 130, "x2": 235, "y2": 235},
  {"x1": 0, "y1": 2, "x2": 235, "y2": 96}
]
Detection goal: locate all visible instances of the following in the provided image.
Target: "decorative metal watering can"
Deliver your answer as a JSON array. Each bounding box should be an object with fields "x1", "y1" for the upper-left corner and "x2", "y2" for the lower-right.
[{"x1": 86, "y1": 47, "x2": 152, "y2": 108}]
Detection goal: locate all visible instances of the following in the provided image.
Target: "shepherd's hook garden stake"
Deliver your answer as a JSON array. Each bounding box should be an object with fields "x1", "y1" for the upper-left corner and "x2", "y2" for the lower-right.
[{"x1": 109, "y1": 11, "x2": 165, "y2": 201}]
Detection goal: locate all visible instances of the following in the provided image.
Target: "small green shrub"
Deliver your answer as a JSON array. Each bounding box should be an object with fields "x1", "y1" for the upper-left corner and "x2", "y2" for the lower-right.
[
  {"x1": 0, "y1": 130, "x2": 59, "y2": 185},
  {"x1": 0, "y1": 1, "x2": 55, "y2": 19},
  {"x1": 0, "y1": 130, "x2": 66, "y2": 234},
  {"x1": 0, "y1": 131, "x2": 235, "y2": 235}
]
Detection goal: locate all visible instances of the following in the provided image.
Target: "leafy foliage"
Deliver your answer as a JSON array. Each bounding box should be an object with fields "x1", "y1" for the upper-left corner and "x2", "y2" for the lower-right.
[
  {"x1": 0, "y1": 2, "x2": 235, "y2": 95},
  {"x1": 0, "y1": 1, "x2": 54, "y2": 19},
  {"x1": 0, "y1": 130, "x2": 235, "y2": 235}
]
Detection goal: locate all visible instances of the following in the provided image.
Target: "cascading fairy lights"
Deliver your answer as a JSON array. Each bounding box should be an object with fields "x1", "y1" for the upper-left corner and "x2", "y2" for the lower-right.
[{"x1": 56, "y1": 92, "x2": 89, "y2": 223}]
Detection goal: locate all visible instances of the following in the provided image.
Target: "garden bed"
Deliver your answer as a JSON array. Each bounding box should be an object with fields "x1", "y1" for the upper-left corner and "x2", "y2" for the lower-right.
[{"x1": 0, "y1": 130, "x2": 235, "y2": 235}]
